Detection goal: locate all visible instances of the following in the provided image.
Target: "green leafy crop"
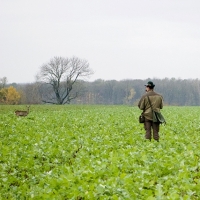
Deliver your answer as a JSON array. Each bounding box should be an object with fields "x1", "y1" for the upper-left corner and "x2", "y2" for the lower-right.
[{"x1": 0, "y1": 105, "x2": 200, "y2": 199}]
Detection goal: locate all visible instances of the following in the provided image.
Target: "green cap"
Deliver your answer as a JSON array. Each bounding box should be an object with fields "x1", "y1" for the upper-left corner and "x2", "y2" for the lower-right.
[{"x1": 145, "y1": 81, "x2": 155, "y2": 88}]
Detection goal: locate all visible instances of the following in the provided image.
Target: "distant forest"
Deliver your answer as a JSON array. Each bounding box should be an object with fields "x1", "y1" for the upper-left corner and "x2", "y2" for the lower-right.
[{"x1": 12, "y1": 78, "x2": 200, "y2": 106}]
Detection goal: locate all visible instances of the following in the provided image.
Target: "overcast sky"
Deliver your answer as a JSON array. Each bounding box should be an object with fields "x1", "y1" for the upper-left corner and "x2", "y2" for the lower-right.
[{"x1": 1, "y1": 0, "x2": 200, "y2": 83}]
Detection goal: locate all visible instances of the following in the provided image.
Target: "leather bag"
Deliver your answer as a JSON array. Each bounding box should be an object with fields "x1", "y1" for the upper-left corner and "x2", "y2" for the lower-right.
[
  {"x1": 139, "y1": 113, "x2": 145, "y2": 123},
  {"x1": 152, "y1": 111, "x2": 166, "y2": 124}
]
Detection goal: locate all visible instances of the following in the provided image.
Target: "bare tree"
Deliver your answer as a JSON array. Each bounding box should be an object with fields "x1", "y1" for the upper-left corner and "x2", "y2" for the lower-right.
[
  {"x1": 0, "y1": 77, "x2": 8, "y2": 89},
  {"x1": 36, "y1": 56, "x2": 93, "y2": 104},
  {"x1": 19, "y1": 83, "x2": 42, "y2": 104}
]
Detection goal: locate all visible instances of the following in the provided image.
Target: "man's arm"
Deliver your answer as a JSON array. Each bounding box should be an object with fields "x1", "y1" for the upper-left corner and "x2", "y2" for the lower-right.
[
  {"x1": 138, "y1": 96, "x2": 145, "y2": 110},
  {"x1": 160, "y1": 96, "x2": 164, "y2": 109}
]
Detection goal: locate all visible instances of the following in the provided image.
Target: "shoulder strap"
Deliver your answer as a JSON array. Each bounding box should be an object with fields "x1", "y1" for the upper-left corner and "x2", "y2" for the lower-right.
[
  {"x1": 142, "y1": 97, "x2": 149, "y2": 113},
  {"x1": 147, "y1": 96, "x2": 153, "y2": 111}
]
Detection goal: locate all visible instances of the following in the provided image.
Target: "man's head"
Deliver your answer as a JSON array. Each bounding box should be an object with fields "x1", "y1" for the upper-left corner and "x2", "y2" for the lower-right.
[{"x1": 145, "y1": 81, "x2": 155, "y2": 91}]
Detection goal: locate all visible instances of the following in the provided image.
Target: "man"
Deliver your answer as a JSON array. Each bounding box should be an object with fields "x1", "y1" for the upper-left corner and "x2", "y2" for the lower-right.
[{"x1": 138, "y1": 81, "x2": 163, "y2": 141}]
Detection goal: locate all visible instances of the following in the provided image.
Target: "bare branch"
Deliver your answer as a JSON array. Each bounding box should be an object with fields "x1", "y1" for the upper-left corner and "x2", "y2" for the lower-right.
[
  {"x1": 36, "y1": 56, "x2": 93, "y2": 104},
  {"x1": 0, "y1": 77, "x2": 8, "y2": 89}
]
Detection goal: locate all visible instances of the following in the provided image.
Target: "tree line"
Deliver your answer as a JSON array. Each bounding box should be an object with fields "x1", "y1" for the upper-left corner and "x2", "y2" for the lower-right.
[
  {"x1": 1, "y1": 56, "x2": 200, "y2": 106},
  {"x1": 1, "y1": 77, "x2": 200, "y2": 106},
  {"x1": 72, "y1": 78, "x2": 200, "y2": 106}
]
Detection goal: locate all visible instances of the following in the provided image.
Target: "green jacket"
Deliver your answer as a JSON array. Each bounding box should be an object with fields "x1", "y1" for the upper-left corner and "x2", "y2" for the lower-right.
[{"x1": 138, "y1": 91, "x2": 163, "y2": 121}]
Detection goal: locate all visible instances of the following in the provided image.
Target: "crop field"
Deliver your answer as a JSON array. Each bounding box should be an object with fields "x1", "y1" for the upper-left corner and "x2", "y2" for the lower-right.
[{"x1": 1, "y1": 105, "x2": 200, "y2": 199}]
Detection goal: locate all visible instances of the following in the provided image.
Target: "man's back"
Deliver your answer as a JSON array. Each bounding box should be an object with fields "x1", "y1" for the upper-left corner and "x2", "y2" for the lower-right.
[{"x1": 138, "y1": 91, "x2": 163, "y2": 120}]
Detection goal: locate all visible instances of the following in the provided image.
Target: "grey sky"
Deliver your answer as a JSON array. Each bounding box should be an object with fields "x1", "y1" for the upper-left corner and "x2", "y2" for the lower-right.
[{"x1": 1, "y1": 0, "x2": 200, "y2": 83}]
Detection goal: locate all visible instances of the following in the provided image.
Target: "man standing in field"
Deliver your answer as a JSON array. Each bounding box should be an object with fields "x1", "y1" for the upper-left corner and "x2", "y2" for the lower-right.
[{"x1": 138, "y1": 81, "x2": 164, "y2": 142}]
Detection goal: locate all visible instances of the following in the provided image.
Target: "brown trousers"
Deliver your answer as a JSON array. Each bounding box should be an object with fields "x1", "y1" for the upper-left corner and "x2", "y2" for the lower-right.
[{"x1": 144, "y1": 119, "x2": 160, "y2": 141}]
